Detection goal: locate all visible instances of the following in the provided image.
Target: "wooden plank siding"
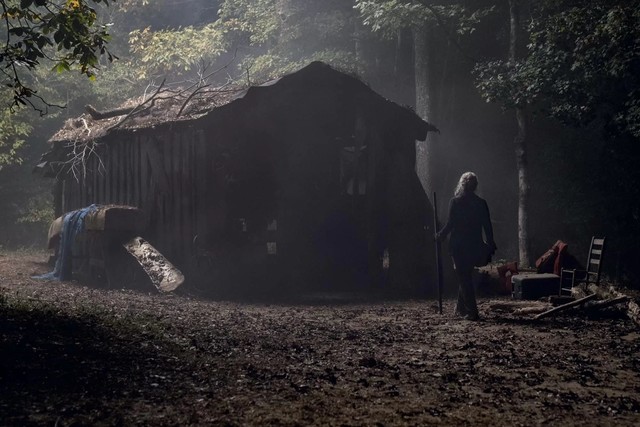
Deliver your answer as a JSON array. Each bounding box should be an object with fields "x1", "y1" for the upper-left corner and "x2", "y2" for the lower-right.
[
  {"x1": 60, "y1": 128, "x2": 208, "y2": 275},
  {"x1": 46, "y1": 63, "x2": 440, "y2": 294}
]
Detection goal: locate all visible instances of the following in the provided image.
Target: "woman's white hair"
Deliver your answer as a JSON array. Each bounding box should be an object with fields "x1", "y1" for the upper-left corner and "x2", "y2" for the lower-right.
[{"x1": 454, "y1": 172, "x2": 478, "y2": 197}]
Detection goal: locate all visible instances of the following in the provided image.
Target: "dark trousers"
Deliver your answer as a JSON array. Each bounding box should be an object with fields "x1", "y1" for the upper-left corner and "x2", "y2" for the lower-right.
[{"x1": 453, "y1": 259, "x2": 478, "y2": 316}]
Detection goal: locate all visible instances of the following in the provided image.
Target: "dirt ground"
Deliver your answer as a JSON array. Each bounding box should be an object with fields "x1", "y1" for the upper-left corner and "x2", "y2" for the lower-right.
[{"x1": 1, "y1": 252, "x2": 639, "y2": 426}]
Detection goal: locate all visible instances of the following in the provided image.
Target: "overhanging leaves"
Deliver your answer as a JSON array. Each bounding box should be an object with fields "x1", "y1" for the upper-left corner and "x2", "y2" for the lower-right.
[{"x1": 0, "y1": 0, "x2": 116, "y2": 112}]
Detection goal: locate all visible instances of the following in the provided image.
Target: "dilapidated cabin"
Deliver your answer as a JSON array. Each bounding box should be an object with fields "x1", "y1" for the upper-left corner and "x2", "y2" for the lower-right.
[{"x1": 37, "y1": 62, "x2": 438, "y2": 296}]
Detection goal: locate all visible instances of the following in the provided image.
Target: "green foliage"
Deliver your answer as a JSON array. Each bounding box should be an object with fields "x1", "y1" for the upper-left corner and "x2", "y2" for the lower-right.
[
  {"x1": 0, "y1": 84, "x2": 33, "y2": 171},
  {"x1": 90, "y1": 61, "x2": 147, "y2": 105},
  {"x1": 0, "y1": 160, "x2": 53, "y2": 247},
  {"x1": 124, "y1": 1, "x2": 367, "y2": 83},
  {"x1": 474, "y1": 60, "x2": 528, "y2": 109},
  {"x1": 217, "y1": 0, "x2": 279, "y2": 46},
  {"x1": 356, "y1": 0, "x2": 442, "y2": 35},
  {"x1": 242, "y1": 49, "x2": 358, "y2": 83},
  {"x1": 129, "y1": 23, "x2": 227, "y2": 78},
  {"x1": 16, "y1": 192, "x2": 54, "y2": 225},
  {"x1": 224, "y1": 0, "x2": 359, "y2": 80},
  {"x1": 475, "y1": 0, "x2": 640, "y2": 139},
  {"x1": 0, "y1": 0, "x2": 117, "y2": 110},
  {"x1": 0, "y1": 95, "x2": 32, "y2": 168},
  {"x1": 355, "y1": 0, "x2": 494, "y2": 38}
]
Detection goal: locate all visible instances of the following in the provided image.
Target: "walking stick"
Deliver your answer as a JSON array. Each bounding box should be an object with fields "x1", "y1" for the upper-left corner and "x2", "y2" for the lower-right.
[{"x1": 433, "y1": 192, "x2": 443, "y2": 315}]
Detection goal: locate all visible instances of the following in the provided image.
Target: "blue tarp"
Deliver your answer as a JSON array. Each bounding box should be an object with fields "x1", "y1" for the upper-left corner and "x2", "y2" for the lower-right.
[{"x1": 33, "y1": 204, "x2": 101, "y2": 281}]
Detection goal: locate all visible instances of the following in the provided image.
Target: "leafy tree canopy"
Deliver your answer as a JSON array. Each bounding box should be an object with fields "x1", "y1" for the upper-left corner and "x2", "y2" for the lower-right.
[
  {"x1": 475, "y1": 0, "x2": 640, "y2": 139},
  {"x1": 0, "y1": 0, "x2": 116, "y2": 111},
  {"x1": 354, "y1": 0, "x2": 494, "y2": 38},
  {"x1": 126, "y1": 0, "x2": 361, "y2": 82},
  {"x1": 129, "y1": 23, "x2": 227, "y2": 79},
  {"x1": 227, "y1": 0, "x2": 357, "y2": 80},
  {"x1": 0, "y1": 89, "x2": 31, "y2": 168}
]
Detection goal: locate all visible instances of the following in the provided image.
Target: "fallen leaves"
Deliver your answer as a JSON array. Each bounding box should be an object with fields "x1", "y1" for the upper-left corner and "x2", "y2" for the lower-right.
[{"x1": 0, "y1": 252, "x2": 639, "y2": 426}]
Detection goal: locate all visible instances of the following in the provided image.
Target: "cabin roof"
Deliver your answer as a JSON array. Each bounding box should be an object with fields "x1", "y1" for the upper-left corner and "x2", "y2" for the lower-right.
[
  {"x1": 49, "y1": 84, "x2": 246, "y2": 144},
  {"x1": 48, "y1": 62, "x2": 436, "y2": 145}
]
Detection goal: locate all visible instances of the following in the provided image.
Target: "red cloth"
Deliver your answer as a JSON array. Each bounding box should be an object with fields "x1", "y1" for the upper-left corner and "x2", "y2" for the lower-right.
[
  {"x1": 553, "y1": 240, "x2": 568, "y2": 276},
  {"x1": 535, "y1": 240, "x2": 569, "y2": 275}
]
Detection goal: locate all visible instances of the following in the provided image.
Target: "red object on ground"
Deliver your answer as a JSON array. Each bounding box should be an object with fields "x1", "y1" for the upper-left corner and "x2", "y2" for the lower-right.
[
  {"x1": 497, "y1": 261, "x2": 519, "y2": 293},
  {"x1": 553, "y1": 240, "x2": 569, "y2": 276},
  {"x1": 535, "y1": 240, "x2": 570, "y2": 275}
]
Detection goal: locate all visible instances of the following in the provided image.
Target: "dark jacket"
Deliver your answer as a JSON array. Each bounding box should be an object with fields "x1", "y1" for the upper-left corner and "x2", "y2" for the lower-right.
[{"x1": 439, "y1": 192, "x2": 495, "y2": 268}]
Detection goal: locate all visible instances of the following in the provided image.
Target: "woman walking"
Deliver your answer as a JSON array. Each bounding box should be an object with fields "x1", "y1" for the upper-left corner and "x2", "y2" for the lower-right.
[{"x1": 436, "y1": 172, "x2": 496, "y2": 320}]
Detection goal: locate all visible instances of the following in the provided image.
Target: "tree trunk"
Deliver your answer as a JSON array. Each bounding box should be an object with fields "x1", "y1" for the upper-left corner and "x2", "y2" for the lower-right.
[
  {"x1": 413, "y1": 23, "x2": 435, "y2": 196},
  {"x1": 354, "y1": 17, "x2": 366, "y2": 79},
  {"x1": 515, "y1": 107, "x2": 531, "y2": 267},
  {"x1": 393, "y1": 28, "x2": 415, "y2": 107},
  {"x1": 509, "y1": 0, "x2": 531, "y2": 267}
]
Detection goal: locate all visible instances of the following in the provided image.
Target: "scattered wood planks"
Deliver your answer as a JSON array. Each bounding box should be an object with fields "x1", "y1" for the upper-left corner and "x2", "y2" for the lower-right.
[
  {"x1": 533, "y1": 283, "x2": 637, "y2": 325},
  {"x1": 534, "y1": 294, "x2": 598, "y2": 320},
  {"x1": 576, "y1": 283, "x2": 640, "y2": 327}
]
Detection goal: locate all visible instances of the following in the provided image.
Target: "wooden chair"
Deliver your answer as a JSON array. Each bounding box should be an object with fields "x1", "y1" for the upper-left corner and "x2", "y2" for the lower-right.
[{"x1": 560, "y1": 237, "x2": 605, "y2": 295}]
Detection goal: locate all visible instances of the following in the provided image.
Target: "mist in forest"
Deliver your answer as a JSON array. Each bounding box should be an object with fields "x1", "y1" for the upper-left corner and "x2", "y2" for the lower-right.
[{"x1": 1, "y1": 0, "x2": 638, "y2": 287}]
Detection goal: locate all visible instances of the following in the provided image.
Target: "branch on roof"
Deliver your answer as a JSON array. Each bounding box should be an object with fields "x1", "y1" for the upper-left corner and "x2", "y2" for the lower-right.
[
  {"x1": 107, "y1": 78, "x2": 167, "y2": 132},
  {"x1": 85, "y1": 104, "x2": 136, "y2": 120},
  {"x1": 176, "y1": 84, "x2": 211, "y2": 118}
]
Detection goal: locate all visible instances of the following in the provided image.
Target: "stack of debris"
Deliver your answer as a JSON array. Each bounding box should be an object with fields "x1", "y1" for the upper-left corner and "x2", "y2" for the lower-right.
[
  {"x1": 485, "y1": 238, "x2": 638, "y2": 327},
  {"x1": 488, "y1": 284, "x2": 639, "y2": 327},
  {"x1": 38, "y1": 205, "x2": 184, "y2": 292}
]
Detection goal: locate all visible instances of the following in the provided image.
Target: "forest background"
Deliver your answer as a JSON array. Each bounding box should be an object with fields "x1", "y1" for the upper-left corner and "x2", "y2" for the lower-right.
[{"x1": 0, "y1": 0, "x2": 638, "y2": 286}]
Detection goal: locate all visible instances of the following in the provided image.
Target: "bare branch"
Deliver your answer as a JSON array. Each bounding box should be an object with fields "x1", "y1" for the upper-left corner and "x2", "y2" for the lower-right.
[
  {"x1": 85, "y1": 104, "x2": 136, "y2": 120},
  {"x1": 176, "y1": 84, "x2": 210, "y2": 117},
  {"x1": 108, "y1": 78, "x2": 167, "y2": 131}
]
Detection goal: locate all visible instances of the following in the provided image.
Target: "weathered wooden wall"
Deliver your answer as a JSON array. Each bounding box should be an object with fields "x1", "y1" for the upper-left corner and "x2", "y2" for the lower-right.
[
  {"x1": 56, "y1": 93, "x2": 434, "y2": 295},
  {"x1": 60, "y1": 126, "x2": 210, "y2": 272}
]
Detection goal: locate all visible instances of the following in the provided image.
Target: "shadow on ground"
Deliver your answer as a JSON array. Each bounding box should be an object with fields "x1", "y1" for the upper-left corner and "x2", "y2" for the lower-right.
[{"x1": 0, "y1": 302, "x2": 191, "y2": 425}]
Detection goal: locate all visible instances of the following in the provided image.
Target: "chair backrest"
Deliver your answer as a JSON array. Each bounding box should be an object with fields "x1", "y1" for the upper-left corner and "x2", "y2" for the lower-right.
[{"x1": 585, "y1": 237, "x2": 605, "y2": 285}]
